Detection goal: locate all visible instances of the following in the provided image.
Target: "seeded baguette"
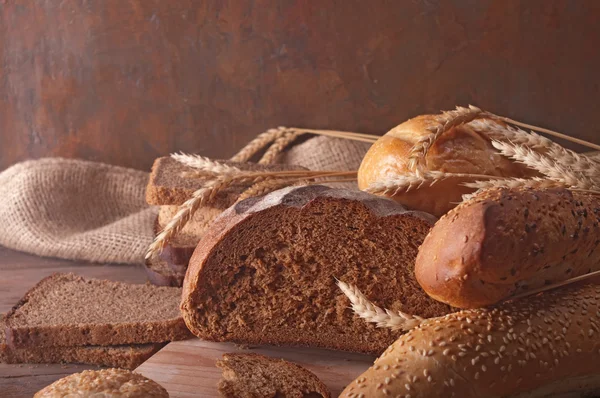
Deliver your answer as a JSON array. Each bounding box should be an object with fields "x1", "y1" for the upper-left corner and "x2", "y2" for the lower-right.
[
  {"x1": 416, "y1": 188, "x2": 600, "y2": 308},
  {"x1": 182, "y1": 185, "x2": 452, "y2": 354},
  {"x1": 341, "y1": 282, "x2": 600, "y2": 398}
]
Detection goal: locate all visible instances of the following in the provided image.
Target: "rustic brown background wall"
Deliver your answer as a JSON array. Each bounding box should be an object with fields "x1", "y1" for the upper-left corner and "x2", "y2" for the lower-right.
[{"x1": 1, "y1": 0, "x2": 599, "y2": 171}]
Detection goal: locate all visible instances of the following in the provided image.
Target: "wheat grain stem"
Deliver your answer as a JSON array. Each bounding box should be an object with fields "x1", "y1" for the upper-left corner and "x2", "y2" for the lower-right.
[{"x1": 336, "y1": 279, "x2": 424, "y2": 332}]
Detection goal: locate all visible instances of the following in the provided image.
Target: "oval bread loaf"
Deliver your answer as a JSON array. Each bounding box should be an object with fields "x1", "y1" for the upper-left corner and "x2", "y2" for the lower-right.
[
  {"x1": 357, "y1": 115, "x2": 534, "y2": 216},
  {"x1": 416, "y1": 188, "x2": 600, "y2": 308},
  {"x1": 341, "y1": 282, "x2": 600, "y2": 398}
]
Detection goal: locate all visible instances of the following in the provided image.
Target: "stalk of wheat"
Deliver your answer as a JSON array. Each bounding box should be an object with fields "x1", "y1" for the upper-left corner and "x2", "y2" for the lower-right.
[
  {"x1": 492, "y1": 140, "x2": 599, "y2": 190},
  {"x1": 171, "y1": 153, "x2": 242, "y2": 174},
  {"x1": 407, "y1": 105, "x2": 484, "y2": 172},
  {"x1": 259, "y1": 130, "x2": 302, "y2": 164},
  {"x1": 336, "y1": 280, "x2": 424, "y2": 331},
  {"x1": 366, "y1": 171, "x2": 500, "y2": 196}
]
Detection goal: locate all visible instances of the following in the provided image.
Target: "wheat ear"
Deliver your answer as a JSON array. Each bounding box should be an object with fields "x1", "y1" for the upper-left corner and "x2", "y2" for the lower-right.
[
  {"x1": 546, "y1": 145, "x2": 600, "y2": 178},
  {"x1": 236, "y1": 178, "x2": 299, "y2": 203},
  {"x1": 259, "y1": 130, "x2": 302, "y2": 164},
  {"x1": 492, "y1": 140, "x2": 599, "y2": 190},
  {"x1": 468, "y1": 119, "x2": 554, "y2": 148},
  {"x1": 336, "y1": 280, "x2": 424, "y2": 331},
  {"x1": 229, "y1": 127, "x2": 289, "y2": 162},
  {"x1": 171, "y1": 152, "x2": 241, "y2": 174},
  {"x1": 146, "y1": 176, "x2": 237, "y2": 259},
  {"x1": 461, "y1": 178, "x2": 567, "y2": 202},
  {"x1": 408, "y1": 105, "x2": 483, "y2": 171},
  {"x1": 365, "y1": 171, "x2": 499, "y2": 196},
  {"x1": 469, "y1": 120, "x2": 600, "y2": 178}
]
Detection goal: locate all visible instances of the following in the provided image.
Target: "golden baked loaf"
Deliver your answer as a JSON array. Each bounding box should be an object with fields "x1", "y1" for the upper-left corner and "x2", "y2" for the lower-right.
[
  {"x1": 357, "y1": 115, "x2": 534, "y2": 216},
  {"x1": 415, "y1": 188, "x2": 600, "y2": 308},
  {"x1": 341, "y1": 282, "x2": 600, "y2": 398}
]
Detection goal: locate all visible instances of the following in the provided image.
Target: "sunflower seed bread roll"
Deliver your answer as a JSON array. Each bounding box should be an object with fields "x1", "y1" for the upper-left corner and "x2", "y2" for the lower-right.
[
  {"x1": 341, "y1": 282, "x2": 600, "y2": 398},
  {"x1": 415, "y1": 188, "x2": 600, "y2": 308}
]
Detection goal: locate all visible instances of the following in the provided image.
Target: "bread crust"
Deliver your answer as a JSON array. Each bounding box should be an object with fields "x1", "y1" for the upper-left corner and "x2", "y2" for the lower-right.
[
  {"x1": 181, "y1": 185, "x2": 450, "y2": 354},
  {"x1": 357, "y1": 115, "x2": 534, "y2": 216},
  {"x1": 341, "y1": 282, "x2": 600, "y2": 398},
  {"x1": 416, "y1": 188, "x2": 600, "y2": 308},
  {"x1": 34, "y1": 368, "x2": 168, "y2": 397}
]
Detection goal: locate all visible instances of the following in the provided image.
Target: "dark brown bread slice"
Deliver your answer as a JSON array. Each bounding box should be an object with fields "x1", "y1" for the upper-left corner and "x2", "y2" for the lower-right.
[
  {"x1": 4, "y1": 273, "x2": 191, "y2": 348},
  {"x1": 0, "y1": 315, "x2": 162, "y2": 369},
  {"x1": 181, "y1": 185, "x2": 453, "y2": 354},
  {"x1": 217, "y1": 353, "x2": 331, "y2": 398},
  {"x1": 146, "y1": 157, "x2": 305, "y2": 205}
]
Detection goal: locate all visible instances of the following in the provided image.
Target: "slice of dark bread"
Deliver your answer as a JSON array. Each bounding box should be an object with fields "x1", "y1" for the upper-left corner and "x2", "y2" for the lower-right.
[
  {"x1": 217, "y1": 353, "x2": 331, "y2": 398},
  {"x1": 1, "y1": 315, "x2": 162, "y2": 369},
  {"x1": 4, "y1": 273, "x2": 191, "y2": 348},
  {"x1": 146, "y1": 157, "x2": 305, "y2": 205},
  {"x1": 181, "y1": 185, "x2": 453, "y2": 354}
]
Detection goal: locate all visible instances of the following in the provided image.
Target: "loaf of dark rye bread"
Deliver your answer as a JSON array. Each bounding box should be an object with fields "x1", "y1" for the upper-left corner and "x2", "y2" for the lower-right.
[
  {"x1": 181, "y1": 185, "x2": 453, "y2": 354},
  {"x1": 416, "y1": 188, "x2": 600, "y2": 308},
  {"x1": 0, "y1": 315, "x2": 163, "y2": 369},
  {"x1": 217, "y1": 353, "x2": 331, "y2": 398},
  {"x1": 145, "y1": 157, "x2": 306, "y2": 286},
  {"x1": 4, "y1": 273, "x2": 191, "y2": 348}
]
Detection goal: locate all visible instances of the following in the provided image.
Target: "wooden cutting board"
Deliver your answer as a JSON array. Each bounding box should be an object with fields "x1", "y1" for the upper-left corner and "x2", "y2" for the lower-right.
[{"x1": 136, "y1": 338, "x2": 375, "y2": 397}]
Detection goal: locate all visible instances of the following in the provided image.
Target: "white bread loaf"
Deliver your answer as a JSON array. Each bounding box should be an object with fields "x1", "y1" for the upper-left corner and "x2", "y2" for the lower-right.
[
  {"x1": 341, "y1": 282, "x2": 600, "y2": 397},
  {"x1": 357, "y1": 115, "x2": 535, "y2": 216}
]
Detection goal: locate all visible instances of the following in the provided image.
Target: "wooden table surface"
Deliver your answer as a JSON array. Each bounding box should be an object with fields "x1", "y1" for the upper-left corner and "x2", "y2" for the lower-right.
[{"x1": 0, "y1": 245, "x2": 150, "y2": 398}]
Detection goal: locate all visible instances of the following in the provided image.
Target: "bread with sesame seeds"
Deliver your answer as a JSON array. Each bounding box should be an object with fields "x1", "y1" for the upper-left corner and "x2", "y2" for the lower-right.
[
  {"x1": 416, "y1": 188, "x2": 600, "y2": 308},
  {"x1": 216, "y1": 352, "x2": 331, "y2": 398},
  {"x1": 341, "y1": 282, "x2": 600, "y2": 398},
  {"x1": 181, "y1": 185, "x2": 453, "y2": 354},
  {"x1": 34, "y1": 368, "x2": 168, "y2": 397}
]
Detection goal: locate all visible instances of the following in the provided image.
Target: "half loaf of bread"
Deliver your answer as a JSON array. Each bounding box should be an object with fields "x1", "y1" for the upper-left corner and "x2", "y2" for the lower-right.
[{"x1": 181, "y1": 185, "x2": 453, "y2": 354}]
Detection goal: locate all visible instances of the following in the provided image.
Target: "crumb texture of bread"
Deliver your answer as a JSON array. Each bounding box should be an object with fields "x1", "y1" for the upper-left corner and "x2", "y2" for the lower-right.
[
  {"x1": 182, "y1": 185, "x2": 452, "y2": 354},
  {"x1": 341, "y1": 282, "x2": 600, "y2": 398},
  {"x1": 217, "y1": 353, "x2": 331, "y2": 398},
  {"x1": 5, "y1": 273, "x2": 191, "y2": 348},
  {"x1": 34, "y1": 368, "x2": 169, "y2": 398}
]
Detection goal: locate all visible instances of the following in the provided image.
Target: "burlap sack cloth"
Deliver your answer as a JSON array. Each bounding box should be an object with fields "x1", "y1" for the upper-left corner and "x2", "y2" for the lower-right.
[{"x1": 0, "y1": 136, "x2": 370, "y2": 264}]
